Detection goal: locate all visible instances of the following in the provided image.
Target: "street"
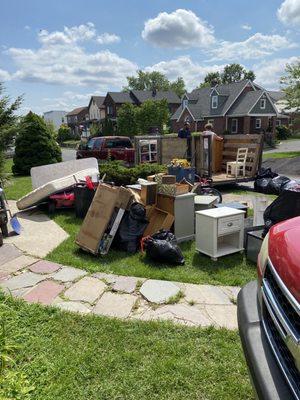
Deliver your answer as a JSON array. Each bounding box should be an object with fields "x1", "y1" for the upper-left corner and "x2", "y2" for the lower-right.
[{"x1": 62, "y1": 148, "x2": 76, "y2": 162}]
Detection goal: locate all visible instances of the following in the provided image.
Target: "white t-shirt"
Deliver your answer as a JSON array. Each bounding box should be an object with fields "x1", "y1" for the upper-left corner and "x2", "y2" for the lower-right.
[{"x1": 202, "y1": 130, "x2": 216, "y2": 149}]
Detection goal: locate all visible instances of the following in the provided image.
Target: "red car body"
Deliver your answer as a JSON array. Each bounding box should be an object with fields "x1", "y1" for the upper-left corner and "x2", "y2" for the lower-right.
[{"x1": 76, "y1": 136, "x2": 135, "y2": 165}]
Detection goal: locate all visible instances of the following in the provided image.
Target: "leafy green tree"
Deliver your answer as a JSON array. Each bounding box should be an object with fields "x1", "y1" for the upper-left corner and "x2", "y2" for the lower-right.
[
  {"x1": 197, "y1": 65, "x2": 255, "y2": 88},
  {"x1": 117, "y1": 103, "x2": 138, "y2": 137},
  {"x1": 243, "y1": 70, "x2": 256, "y2": 81},
  {"x1": 198, "y1": 72, "x2": 222, "y2": 88},
  {"x1": 136, "y1": 99, "x2": 170, "y2": 135},
  {"x1": 12, "y1": 112, "x2": 62, "y2": 175},
  {"x1": 281, "y1": 60, "x2": 300, "y2": 111},
  {"x1": 124, "y1": 70, "x2": 186, "y2": 97},
  {"x1": 222, "y1": 64, "x2": 245, "y2": 84},
  {"x1": 57, "y1": 124, "x2": 72, "y2": 143},
  {"x1": 102, "y1": 117, "x2": 114, "y2": 135},
  {"x1": 45, "y1": 120, "x2": 57, "y2": 140},
  {"x1": 0, "y1": 83, "x2": 22, "y2": 174},
  {"x1": 89, "y1": 122, "x2": 102, "y2": 137}
]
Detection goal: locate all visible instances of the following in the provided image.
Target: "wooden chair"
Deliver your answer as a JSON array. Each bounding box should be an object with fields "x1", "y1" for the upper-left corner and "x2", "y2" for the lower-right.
[{"x1": 226, "y1": 148, "x2": 248, "y2": 178}]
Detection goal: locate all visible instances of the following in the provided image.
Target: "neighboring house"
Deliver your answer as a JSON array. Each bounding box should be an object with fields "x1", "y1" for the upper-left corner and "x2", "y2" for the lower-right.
[
  {"x1": 103, "y1": 89, "x2": 181, "y2": 125},
  {"x1": 269, "y1": 91, "x2": 299, "y2": 131},
  {"x1": 171, "y1": 80, "x2": 290, "y2": 135},
  {"x1": 66, "y1": 106, "x2": 89, "y2": 136},
  {"x1": 43, "y1": 110, "x2": 67, "y2": 129},
  {"x1": 88, "y1": 96, "x2": 106, "y2": 122}
]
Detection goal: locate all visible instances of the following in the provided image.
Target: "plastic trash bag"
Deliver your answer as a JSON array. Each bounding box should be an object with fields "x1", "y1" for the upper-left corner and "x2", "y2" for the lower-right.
[
  {"x1": 256, "y1": 167, "x2": 278, "y2": 179},
  {"x1": 143, "y1": 230, "x2": 185, "y2": 265},
  {"x1": 263, "y1": 190, "x2": 300, "y2": 236},
  {"x1": 268, "y1": 176, "x2": 291, "y2": 195},
  {"x1": 114, "y1": 202, "x2": 148, "y2": 253},
  {"x1": 254, "y1": 178, "x2": 273, "y2": 194}
]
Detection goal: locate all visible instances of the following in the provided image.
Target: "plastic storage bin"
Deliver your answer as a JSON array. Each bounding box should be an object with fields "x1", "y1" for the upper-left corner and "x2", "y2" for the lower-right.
[{"x1": 167, "y1": 166, "x2": 196, "y2": 183}]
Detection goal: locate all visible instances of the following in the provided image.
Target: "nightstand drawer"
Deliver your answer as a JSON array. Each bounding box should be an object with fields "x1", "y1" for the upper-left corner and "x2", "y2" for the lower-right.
[{"x1": 218, "y1": 216, "x2": 242, "y2": 236}]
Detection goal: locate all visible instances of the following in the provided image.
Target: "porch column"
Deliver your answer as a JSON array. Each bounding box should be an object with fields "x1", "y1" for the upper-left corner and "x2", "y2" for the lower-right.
[{"x1": 244, "y1": 116, "x2": 251, "y2": 134}]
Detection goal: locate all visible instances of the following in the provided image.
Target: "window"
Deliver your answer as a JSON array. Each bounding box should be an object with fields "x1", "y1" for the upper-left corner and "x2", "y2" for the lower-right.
[
  {"x1": 231, "y1": 119, "x2": 238, "y2": 133},
  {"x1": 208, "y1": 119, "x2": 214, "y2": 126},
  {"x1": 107, "y1": 105, "x2": 113, "y2": 115},
  {"x1": 183, "y1": 99, "x2": 188, "y2": 107},
  {"x1": 87, "y1": 138, "x2": 96, "y2": 150},
  {"x1": 255, "y1": 118, "x2": 261, "y2": 129},
  {"x1": 276, "y1": 119, "x2": 281, "y2": 127},
  {"x1": 260, "y1": 98, "x2": 266, "y2": 109},
  {"x1": 105, "y1": 139, "x2": 133, "y2": 149},
  {"x1": 212, "y1": 95, "x2": 218, "y2": 109},
  {"x1": 184, "y1": 116, "x2": 191, "y2": 123}
]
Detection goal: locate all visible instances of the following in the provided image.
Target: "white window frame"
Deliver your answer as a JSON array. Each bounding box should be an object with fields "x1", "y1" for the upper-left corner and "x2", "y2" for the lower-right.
[
  {"x1": 183, "y1": 99, "x2": 188, "y2": 108},
  {"x1": 255, "y1": 118, "x2": 261, "y2": 129},
  {"x1": 184, "y1": 115, "x2": 191, "y2": 123},
  {"x1": 260, "y1": 98, "x2": 266, "y2": 109},
  {"x1": 212, "y1": 95, "x2": 218, "y2": 109},
  {"x1": 276, "y1": 119, "x2": 281, "y2": 127},
  {"x1": 231, "y1": 119, "x2": 238, "y2": 134}
]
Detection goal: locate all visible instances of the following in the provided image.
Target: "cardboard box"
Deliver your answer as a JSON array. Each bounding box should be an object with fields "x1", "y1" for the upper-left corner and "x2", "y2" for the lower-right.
[
  {"x1": 75, "y1": 184, "x2": 133, "y2": 254},
  {"x1": 157, "y1": 183, "x2": 190, "y2": 196},
  {"x1": 143, "y1": 207, "x2": 174, "y2": 237},
  {"x1": 141, "y1": 182, "x2": 157, "y2": 206}
]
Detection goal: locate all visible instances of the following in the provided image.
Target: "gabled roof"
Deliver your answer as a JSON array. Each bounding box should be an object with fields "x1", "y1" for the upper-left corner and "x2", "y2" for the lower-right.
[
  {"x1": 89, "y1": 96, "x2": 105, "y2": 109},
  {"x1": 106, "y1": 92, "x2": 135, "y2": 104},
  {"x1": 66, "y1": 107, "x2": 88, "y2": 116},
  {"x1": 227, "y1": 90, "x2": 265, "y2": 116},
  {"x1": 268, "y1": 91, "x2": 285, "y2": 102},
  {"x1": 131, "y1": 90, "x2": 181, "y2": 104}
]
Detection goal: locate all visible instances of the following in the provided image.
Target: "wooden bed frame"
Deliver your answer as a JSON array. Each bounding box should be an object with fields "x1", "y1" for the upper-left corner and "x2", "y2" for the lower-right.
[{"x1": 134, "y1": 133, "x2": 264, "y2": 186}]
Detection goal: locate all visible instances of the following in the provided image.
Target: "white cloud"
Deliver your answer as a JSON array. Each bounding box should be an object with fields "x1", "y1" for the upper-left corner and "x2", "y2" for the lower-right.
[
  {"x1": 97, "y1": 33, "x2": 120, "y2": 45},
  {"x1": 241, "y1": 24, "x2": 252, "y2": 30},
  {"x1": 145, "y1": 56, "x2": 226, "y2": 90},
  {"x1": 278, "y1": 0, "x2": 300, "y2": 27},
  {"x1": 0, "y1": 69, "x2": 11, "y2": 81},
  {"x1": 6, "y1": 23, "x2": 137, "y2": 90},
  {"x1": 211, "y1": 33, "x2": 296, "y2": 61},
  {"x1": 24, "y1": 25, "x2": 31, "y2": 31},
  {"x1": 142, "y1": 9, "x2": 215, "y2": 49},
  {"x1": 253, "y1": 56, "x2": 300, "y2": 89}
]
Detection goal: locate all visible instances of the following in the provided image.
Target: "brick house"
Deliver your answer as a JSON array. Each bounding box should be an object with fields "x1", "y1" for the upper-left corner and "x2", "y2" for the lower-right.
[
  {"x1": 103, "y1": 89, "x2": 181, "y2": 126},
  {"x1": 66, "y1": 106, "x2": 89, "y2": 136},
  {"x1": 171, "y1": 80, "x2": 290, "y2": 135}
]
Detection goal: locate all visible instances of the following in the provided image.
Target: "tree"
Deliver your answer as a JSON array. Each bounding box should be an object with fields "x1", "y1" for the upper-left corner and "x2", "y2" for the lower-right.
[
  {"x1": 57, "y1": 124, "x2": 72, "y2": 143},
  {"x1": 12, "y1": 112, "x2": 62, "y2": 175},
  {"x1": 222, "y1": 64, "x2": 245, "y2": 84},
  {"x1": 136, "y1": 99, "x2": 170, "y2": 135},
  {"x1": 281, "y1": 60, "x2": 300, "y2": 111},
  {"x1": 102, "y1": 117, "x2": 114, "y2": 135},
  {"x1": 198, "y1": 72, "x2": 222, "y2": 88},
  {"x1": 0, "y1": 83, "x2": 22, "y2": 174},
  {"x1": 89, "y1": 122, "x2": 102, "y2": 137},
  {"x1": 124, "y1": 70, "x2": 186, "y2": 97},
  {"x1": 198, "y1": 64, "x2": 256, "y2": 88},
  {"x1": 243, "y1": 70, "x2": 256, "y2": 81},
  {"x1": 117, "y1": 103, "x2": 138, "y2": 137},
  {"x1": 45, "y1": 120, "x2": 57, "y2": 140}
]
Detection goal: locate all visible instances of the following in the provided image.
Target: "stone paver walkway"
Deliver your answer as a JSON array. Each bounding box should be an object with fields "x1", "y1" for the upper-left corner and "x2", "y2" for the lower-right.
[{"x1": 0, "y1": 201, "x2": 240, "y2": 330}]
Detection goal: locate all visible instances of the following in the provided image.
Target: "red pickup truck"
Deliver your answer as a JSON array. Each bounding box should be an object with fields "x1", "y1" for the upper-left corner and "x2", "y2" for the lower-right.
[
  {"x1": 76, "y1": 136, "x2": 135, "y2": 165},
  {"x1": 238, "y1": 217, "x2": 300, "y2": 400}
]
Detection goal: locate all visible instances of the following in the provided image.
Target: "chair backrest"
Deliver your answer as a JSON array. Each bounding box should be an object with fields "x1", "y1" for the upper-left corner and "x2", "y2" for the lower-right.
[{"x1": 236, "y1": 148, "x2": 248, "y2": 163}]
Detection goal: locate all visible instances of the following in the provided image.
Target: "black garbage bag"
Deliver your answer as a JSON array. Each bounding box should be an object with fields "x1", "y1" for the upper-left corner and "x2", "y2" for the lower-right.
[
  {"x1": 143, "y1": 230, "x2": 185, "y2": 265},
  {"x1": 263, "y1": 190, "x2": 300, "y2": 236},
  {"x1": 282, "y1": 180, "x2": 300, "y2": 192},
  {"x1": 256, "y1": 167, "x2": 278, "y2": 179},
  {"x1": 254, "y1": 177, "x2": 273, "y2": 194},
  {"x1": 114, "y1": 202, "x2": 148, "y2": 253},
  {"x1": 268, "y1": 175, "x2": 291, "y2": 194}
]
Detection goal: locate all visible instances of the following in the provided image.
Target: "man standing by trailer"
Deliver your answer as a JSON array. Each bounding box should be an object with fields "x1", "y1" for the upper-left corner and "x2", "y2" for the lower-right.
[
  {"x1": 178, "y1": 122, "x2": 192, "y2": 161},
  {"x1": 201, "y1": 123, "x2": 223, "y2": 172}
]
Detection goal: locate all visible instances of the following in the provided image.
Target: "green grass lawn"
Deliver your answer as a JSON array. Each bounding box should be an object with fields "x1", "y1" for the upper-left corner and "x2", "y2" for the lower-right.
[
  {"x1": 0, "y1": 295, "x2": 253, "y2": 400},
  {"x1": 263, "y1": 151, "x2": 300, "y2": 159},
  {"x1": 3, "y1": 159, "x2": 32, "y2": 200}
]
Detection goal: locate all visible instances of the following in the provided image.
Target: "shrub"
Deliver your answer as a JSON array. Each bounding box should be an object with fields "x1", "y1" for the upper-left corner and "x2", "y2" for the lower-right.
[
  {"x1": 57, "y1": 124, "x2": 73, "y2": 143},
  {"x1": 276, "y1": 125, "x2": 292, "y2": 140},
  {"x1": 99, "y1": 161, "x2": 166, "y2": 186},
  {"x1": 12, "y1": 112, "x2": 62, "y2": 175}
]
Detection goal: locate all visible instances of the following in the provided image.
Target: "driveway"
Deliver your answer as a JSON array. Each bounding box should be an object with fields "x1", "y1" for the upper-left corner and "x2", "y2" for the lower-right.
[
  {"x1": 62, "y1": 148, "x2": 76, "y2": 162},
  {"x1": 264, "y1": 139, "x2": 300, "y2": 153}
]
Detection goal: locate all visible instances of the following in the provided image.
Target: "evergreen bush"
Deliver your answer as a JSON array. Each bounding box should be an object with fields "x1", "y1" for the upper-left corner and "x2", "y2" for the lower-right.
[{"x1": 12, "y1": 112, "x2": 62, "y2": 175}]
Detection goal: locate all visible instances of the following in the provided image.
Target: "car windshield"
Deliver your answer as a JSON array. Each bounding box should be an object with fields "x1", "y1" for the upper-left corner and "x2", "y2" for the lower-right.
[
  {"x1": 105, "y1": 139, "x2": 132, "y2": 149},
  {"x1": 86, "y1": 138, "x2": 95, "y2": 149}
]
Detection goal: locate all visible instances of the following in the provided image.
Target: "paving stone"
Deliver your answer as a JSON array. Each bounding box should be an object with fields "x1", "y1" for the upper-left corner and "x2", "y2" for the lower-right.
[
  {"x1": 50, "y1": 266, "x2": 87, "y2": 282},
  {"x1": 93, "y1": 292, "x2": 136, "y2": 318},
  {"x1": 92, "y1": 272, "x2": 118, "y2": 284},
  {"x1": 55, "y1": 301, "x2": 91, "y2": 314},
  {"x1": 0, "y1": 272, "x2": 46, "y2": 291},
  {"x1": 183, "y1": 284, "x2": 232, "y2": 305},
  {"x1": 0, "y1": 255, "x2": 38, "y2": 275},
  {"x1": 139, "y1": 304, "x2": 212, "y2": 327},
  {"x1": 140, "y1": 279, "x2": 180, "y2": 304},
  {"x1": 64, "y1": 277, "x2": 106, "y2": 304},
  {"x1": 22, "y1": 281, "x2": 65, "y2": 305},
  {"x1": 11, "y1": 288, "x2": 30, "y2": 298},
  {"x1": 205, "y1": 305, "x2": 238, "y2": 330},
  {"x1": 0, "y1": 244, "x2": 23, "y2": 266},
  {"x1": 219, "y1": 286, "x2": 241, "y2": 303},
  {"x1": 29, "y1": 260, "x2": 62, "y2": 274},
  {"x1": 112, "y1": 276, "x2": 137, "y2": 294}
]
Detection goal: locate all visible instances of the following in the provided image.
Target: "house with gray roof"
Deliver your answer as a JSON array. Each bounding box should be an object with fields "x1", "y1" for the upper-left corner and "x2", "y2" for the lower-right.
[
  {"x1": 103, "y1": 89, "x2": 181, "y2": 125},
  {"x1": 171, "y1": 80, "x2": 289, "y2": 135},
  {"x1": 88, "y1": 96, "x2": 106, "y2": 122}
]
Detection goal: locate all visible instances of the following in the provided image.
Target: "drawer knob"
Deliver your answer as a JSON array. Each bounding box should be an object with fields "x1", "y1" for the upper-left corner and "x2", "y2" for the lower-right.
[{"x1": 227, "y1": 222, "x2": 233, "y2": 227}]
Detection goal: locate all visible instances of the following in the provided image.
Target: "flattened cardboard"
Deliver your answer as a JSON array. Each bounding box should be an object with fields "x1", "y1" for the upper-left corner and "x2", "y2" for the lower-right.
[
  {"x1": 76, "y1": 184, "x2": 132, "y2": 254},
  {"x1": 143, "y1": 207, "x2": 174, "y2": 237}
]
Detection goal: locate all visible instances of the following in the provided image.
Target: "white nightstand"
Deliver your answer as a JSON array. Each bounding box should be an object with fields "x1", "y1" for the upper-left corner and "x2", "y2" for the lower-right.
[{"x1": 195, "y1": 207, "x2": 245, "y2": 260}]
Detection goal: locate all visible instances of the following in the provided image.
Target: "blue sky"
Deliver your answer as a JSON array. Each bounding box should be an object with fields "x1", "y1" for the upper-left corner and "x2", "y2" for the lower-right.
[{"x1": 0, "y1": 0, "x2": 299, "y2": 114}]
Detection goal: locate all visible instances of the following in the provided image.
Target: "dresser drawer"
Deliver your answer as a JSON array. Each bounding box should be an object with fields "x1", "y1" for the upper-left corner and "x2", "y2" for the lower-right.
[{"x1": 218, "y1": 216, "x2": 242, "y2": 236}]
